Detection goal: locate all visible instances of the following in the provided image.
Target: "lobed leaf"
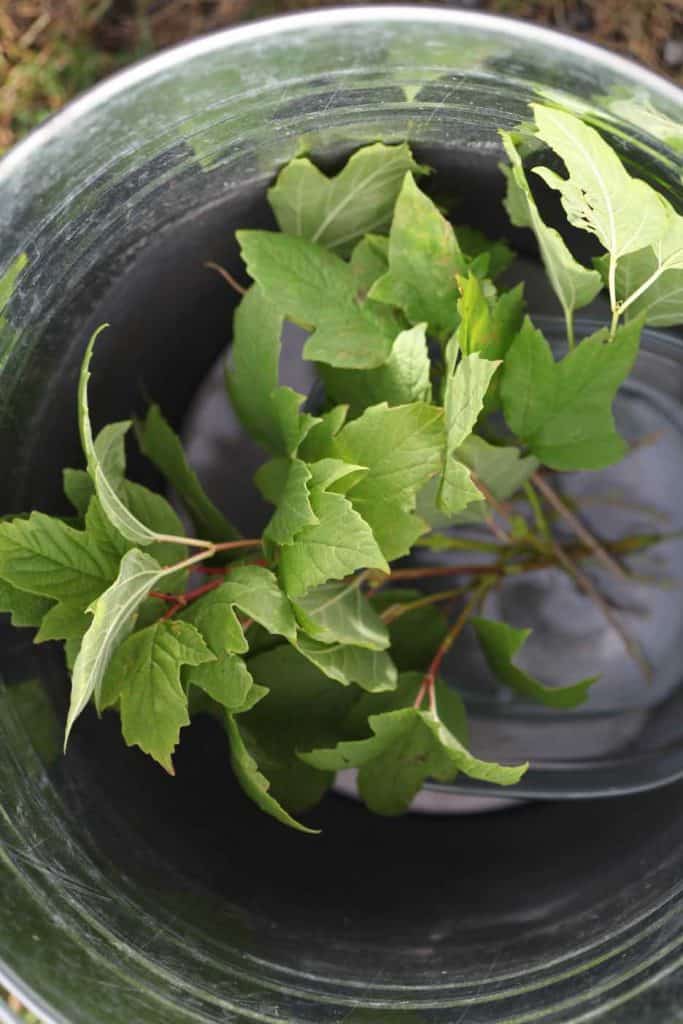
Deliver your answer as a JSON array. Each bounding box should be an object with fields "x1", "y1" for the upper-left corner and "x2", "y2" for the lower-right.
[
  {"x1": 472, "y1": 617, "x2": 599, "y2": 708},
  {"x1": 268, "y1": 142, "x2": 426, "y2": 256}
]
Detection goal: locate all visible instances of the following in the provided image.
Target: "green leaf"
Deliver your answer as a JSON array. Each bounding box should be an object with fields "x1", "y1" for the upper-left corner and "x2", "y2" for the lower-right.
[
  {"x1": 180, "y1": 586, "x2": 249, "y2": 656},
  {"x1": 226, "y1": 285, "x2": 287, "y2": 453},
  {"x1": 595, "y1": 200, "x2": 683, "y2": 327},
  {"x1": 295, "y1": 634, "x2": 397, "y2": 692},
  {"x1": 350, "y1": 234, "x2": 389, "y2": 295},
  {"x1": 185, "y1": 651, "x2": 266, "y2": 715},
  {"x1": 99, "y1": 620, "x2": 214, "y2": 772},
  {"x1": 369, "y1": 172, "x2": 467, "y2": 339},
  {"x1": 319, "y1": 322, "x2": 432, "y2": 414},
  {"x1": 67, "y1": 548, "x2": 181, "y2": 743},
  {"x1": 334, "y1": 401, "x2": 444, "y2": 510},
  {"x1": 279, "y1": 489, "x2": 389, "y2": 598},
  {"x1": 203, "y1": 566, "x2": 298, "y2": 642},
  {"x1": 79, "y1": 328, "x2": 178, "y2": 546},
  {"x1": 472, "y1": 617, "x2": 599, "y2": 708},
  {"x1": 457, "y1": 226, "x2": 515, "y2": 279},
  {"x1": 263, "y1": 459, "x2": 318, "y2": 546},
  {"x1": 268, "y1": 142, "x2": 426, "y2": 256},
  {"x1": 34, "y1": 602, "x2": 89, "y2": 644},
  {"x1": 300, "y1": 699, "x2": 527, "y2": 815},
  {"x1": 0, "y1": 578, "x2": 53, "y2": 628},
  {"x1": 268, "y1": 386, "x2": 320, "y2": 456},
  {"x1": 293, "y1": 579, "x2": 389, "y2": 649},
  {"x1": 136, "y1": 404, "x2": 239, "y2": 542},
  {"x1": 501, "y1": 316, "x2": 642, "y2": 470},
  {"x1": 438, "y1": 353, "x2": 500, "y2": 515},
  {"x1": 84, "y1": 484, "x2": 188, "y2": 593},
  {"x1": 226, "y1": 713, "x2": 319, "y2": 833},
  {"x1": 0, "y1": 512, "x2": 118, "y2": 603},
  {"x1": 298, "y1": 405, "x2": 348, "y2": 462},
  {"x1": 454, "y1": 274, "x2": 526, "y2": 360},
  {"x1": 329, "y1": 401, "x2": 443, "y2": 561},
  {"x1": 63, "y1": 468, "x2": 94, "y2": 518},
  {"x1": 501, "y1": 133, "x2": 602, "y2": 332},
  {"x1": 530, "y1": 105, "x2": 669, "y2": 263},
  {"x1": 235, "y1": 645, "x2": 360, "y2": 819},
  {"x1": 457, "y1": 435, "x2": 538, "y2": 507},
  {"x1": 307, "y1": 458, "x2": 368, "y2": 494},
  {"x1": 237, "y1": 231, "x2": 399, "y2": 369}
]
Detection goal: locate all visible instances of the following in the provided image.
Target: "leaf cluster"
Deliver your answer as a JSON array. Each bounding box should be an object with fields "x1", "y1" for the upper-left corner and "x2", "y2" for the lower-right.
[{"x1": 1, "y1": 110, "x2": 678, "y2": 829}]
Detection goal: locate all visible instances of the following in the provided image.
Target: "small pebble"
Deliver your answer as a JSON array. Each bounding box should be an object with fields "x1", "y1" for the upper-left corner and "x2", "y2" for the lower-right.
[{"x1": 663, "y1": 38, "x2": 683, "y2": 68}]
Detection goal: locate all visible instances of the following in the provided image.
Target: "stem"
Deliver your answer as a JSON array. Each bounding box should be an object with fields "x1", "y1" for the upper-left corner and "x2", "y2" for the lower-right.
[
  {"x1": 213, "y1": 538, "x2": 262, "y2": 553},
  {"x1": 387, "y1": 563, "x2": 505, "y2": 583},
  {"x1": 414, "y1": 580, "x2": 493, "y2": 710},
  {"x1": 380, "y1": 586, "x2": 472, "y2": 624},
  {"x1": 204, "y1": 260, "x2": 247, "y2": 296},
  {"x1": 472, "y1": 475, "x2": 512, "y2": 543},
  {"x1": 547, "y1": 536, "x2": 652, "y2": 682},
  {"x1": 523, "y1": 481, "x2": 551, "y2": 542},
  {"x1": 608, "y1": 254, "x2": 620, "y2": 340},
  {"x1": 564, "y1": 307, "x2": 575, "y2": 352},
  {"x1": 531, "y1": 472, "x2": 627, "y2": 581}
]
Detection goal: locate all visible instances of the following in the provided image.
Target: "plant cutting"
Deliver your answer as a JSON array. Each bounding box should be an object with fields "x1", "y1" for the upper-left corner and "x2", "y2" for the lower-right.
[{"x1": 0, "y1": 103, "x2": 681, "y2": 832}]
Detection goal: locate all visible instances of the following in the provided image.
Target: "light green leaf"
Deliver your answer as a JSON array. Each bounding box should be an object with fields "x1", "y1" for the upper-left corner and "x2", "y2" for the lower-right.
[
  {"x1": 293, "y1": 579, "x2": 389, "y2": 649},
  {"x1": 263, "y1": 459, "x2": 318, "y2": 546},
  {"x1": 319, "y1": 322, "x2": 432, "y2": 414},
  {"x1": 268, "y1": 142, "x2": 426, "y2": 256},
  {"x1": 295, "y1": 634, "x2": 397, "y2": 692},
  {"x1": 472, "y1": 617, "x2": 599, "y2": 708},
  {"x1": 328, "y1": 401, "x2": 442, "y2": 561},
  {"x1": 79, "y1": 328, "x2": 176, "y2": 546},
  {"x1": 136, "y1": 404, "x2": 239, "y2": 542},
  {"x1": 300, "y1": 699, "x2": 526, "y2": 815},
  {"x1": 279, "y1": 489, "x2": 389, "y2": 598},
  {"x1": 298, "y1": 405, "x2": 348, "y2": 462},
  {"x1": 253, "y1": 457, "x2": 290, "y2": 505},
  {"x1": 34, "y1": 602, "x2": 89, "y2": 644},
  {"x1": 530, "y1": 105, "x2": 669, "y2": 262},
  {"x1": 501, "y1": 132, "x2": 602, "y2": 331},
  {"x1": 334, "y1": 401, "x2": 444, "y2": 510},
  {"x1": 307, "y1": 458, "x2": 368, "y2": 494},
  {"x1": 457, "y1": 435, "x2": 538, "y2": 501},
  {"x1": 226, "y1": 713, "x2": 318, "y2": 833},
  {"x1": 213, "y1": 565, "x2": 298, "y2": 641},
  {"x1": 0, "y1": 578, "x2": 53, "y2": 628},
  {"x1": 180, "y1": 585, "x2": 249, "y2": 656},
  {"x1": 0, "y1": 512, "x2": 118, "y2": 603},
  {"x1": 99, "y1": 620, "x2": 213, "y2": 772},
  {"x1": 237, "y1": 231, "x2": 399, "y2": 369},
  {"x1": 501, "y1": 316, "x2": 642, "y2": 470},
  {"x1": 351, "y1": 234, "x2": 389, "y2": 294},
  {"x1": 438, "y1": 352, "x2": 500, "y2": 515},
  {"x1": 369, "y1": 172, "x2": 467, "y2": 339},
  {"x1": 67, "y1": 548, "x2": 180, "y2": 743},
  {"x1": 595, "y1": 200, "x2": 683, "y2": 327},
  {"x1": 268, "y1": 386, "x2": 320, "y2": 457},
  {"x1": 454, "y1": 274, "x2": 526, "y2": 360}
]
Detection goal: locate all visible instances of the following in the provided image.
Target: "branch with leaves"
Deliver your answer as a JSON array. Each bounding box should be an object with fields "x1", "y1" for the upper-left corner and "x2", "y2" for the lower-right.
[{"x1": 1, "y1": 106, "x2": 680, "y2": 829}]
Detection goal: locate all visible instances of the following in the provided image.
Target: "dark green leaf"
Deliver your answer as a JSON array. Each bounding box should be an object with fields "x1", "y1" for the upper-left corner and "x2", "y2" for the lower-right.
[
  {"x1": 293, "y1": 579, "x2": 389, "y2": 649},
  {"x1": 0, "y1": 578, "x2": 53, "y2": 628},
  {"x1": 295, "y1": 634, "x2": 397, "y2": 692},
  {"x1": 263, "y1": 459, "x2": 318, "y2": 546}
]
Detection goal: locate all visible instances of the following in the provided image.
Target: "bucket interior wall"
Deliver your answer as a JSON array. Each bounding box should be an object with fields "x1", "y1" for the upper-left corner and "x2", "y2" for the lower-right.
[{"x1": 0, "y1": 10, "x2": 681, "y2": 1023}]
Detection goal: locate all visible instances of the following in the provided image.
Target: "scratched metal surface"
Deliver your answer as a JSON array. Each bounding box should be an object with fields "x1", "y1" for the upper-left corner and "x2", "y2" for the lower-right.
[{"x1": 0, "y1": 8, "x2": 681, "y2": 1023}]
